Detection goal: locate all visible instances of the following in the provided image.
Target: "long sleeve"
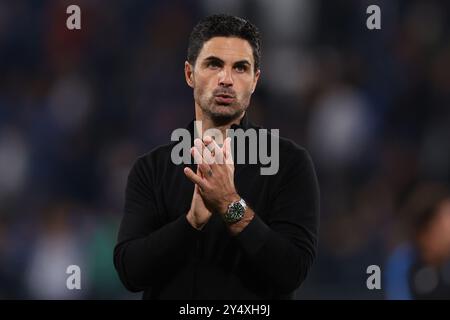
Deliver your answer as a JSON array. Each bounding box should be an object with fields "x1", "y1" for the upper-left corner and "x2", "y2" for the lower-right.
[
  {"x1": 113, "y1": 156, "x2": 199, "y2": 292},
  {"x1": 235, "y1": 147, "x2": 320, "y2": 295}
]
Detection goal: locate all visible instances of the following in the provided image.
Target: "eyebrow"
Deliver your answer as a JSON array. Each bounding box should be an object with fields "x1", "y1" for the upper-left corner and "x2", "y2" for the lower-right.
[
  {"x1": 203, "y1": 56, "x2": 251, "y2": 67},
  {"x1": 203, "y1": 56, "x2": 224, "y2": 64},
  {"x1": 233, "y1": 60, "x2": 251, "y2": 67}
]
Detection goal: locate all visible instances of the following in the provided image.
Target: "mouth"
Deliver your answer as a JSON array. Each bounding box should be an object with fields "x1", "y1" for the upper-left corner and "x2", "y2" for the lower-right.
[{"x1": 214, "y1": 94, "x2": 235, "y2": 105}]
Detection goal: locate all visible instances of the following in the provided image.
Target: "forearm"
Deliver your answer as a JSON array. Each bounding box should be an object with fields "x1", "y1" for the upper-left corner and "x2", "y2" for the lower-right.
[
  {"x1": 234, "y1": 214, "x2": 315, "y2": 294},
  {"x1": 114, "y1": 214, "x2": 200, "y2": 292}
]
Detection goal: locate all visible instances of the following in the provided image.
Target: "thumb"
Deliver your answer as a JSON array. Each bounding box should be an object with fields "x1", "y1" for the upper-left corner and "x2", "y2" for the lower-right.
[
  {"x1": 224, "y1": 137, "x2": 233, "y2": 164},
  {"x1": 194, "y1": 183, "x2": 200, "y2": 195}
]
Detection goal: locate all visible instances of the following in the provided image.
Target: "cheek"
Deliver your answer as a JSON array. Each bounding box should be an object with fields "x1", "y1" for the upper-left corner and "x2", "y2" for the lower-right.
[
  {"x1": 196, "y1": 75, "x2": 216, "y2": 94},
  {"x1": 239, "y1": 85, "x2": 254, "y2": 102},
  {"x1": 236, "y1": 79, "x2": 254, "y2": 95}
]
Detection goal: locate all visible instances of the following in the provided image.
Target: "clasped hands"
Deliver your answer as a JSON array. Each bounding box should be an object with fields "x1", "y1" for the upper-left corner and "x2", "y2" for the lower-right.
[{"x1": 184, "y1": 136, "x2": 240, "y2": 230}]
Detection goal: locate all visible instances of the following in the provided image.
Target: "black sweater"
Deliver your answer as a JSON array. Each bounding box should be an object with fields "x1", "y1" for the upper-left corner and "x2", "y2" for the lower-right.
[{"x1": 113, "y1": 115, "x2": 320, "y2": 299}]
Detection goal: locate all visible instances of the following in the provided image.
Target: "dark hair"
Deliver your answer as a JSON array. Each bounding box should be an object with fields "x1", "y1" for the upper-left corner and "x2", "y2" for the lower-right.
[{"x1": 187, "y1": 14, "x2": 261, "y2": 71}]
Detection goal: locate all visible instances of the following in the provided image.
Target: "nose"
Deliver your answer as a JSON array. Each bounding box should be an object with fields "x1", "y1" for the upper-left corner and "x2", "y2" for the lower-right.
[{"x1": 218, "y1": 67, "x2": 233, "y2": 87}]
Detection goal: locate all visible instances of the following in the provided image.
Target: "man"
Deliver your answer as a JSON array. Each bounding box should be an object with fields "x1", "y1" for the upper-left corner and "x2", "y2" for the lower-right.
[{"x1": 114, "y1": 14, "x2": 320, "y2": 299}]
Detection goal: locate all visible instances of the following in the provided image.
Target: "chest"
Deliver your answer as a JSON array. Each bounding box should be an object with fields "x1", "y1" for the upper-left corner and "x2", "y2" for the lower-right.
[{"x1": 160, "y1": 164, "x2": 273, "y2": 222}]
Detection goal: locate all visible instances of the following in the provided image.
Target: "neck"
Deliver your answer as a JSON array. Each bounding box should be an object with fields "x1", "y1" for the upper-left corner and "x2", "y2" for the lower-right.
[{"x1": 194, "y1": 105, "x2": 244, "y2": 142}]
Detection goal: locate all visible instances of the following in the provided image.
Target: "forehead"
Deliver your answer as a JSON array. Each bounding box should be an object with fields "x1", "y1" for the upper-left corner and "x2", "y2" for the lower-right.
[{"x1": 197, "y1": 36, "x2": 254, "y2": 64}]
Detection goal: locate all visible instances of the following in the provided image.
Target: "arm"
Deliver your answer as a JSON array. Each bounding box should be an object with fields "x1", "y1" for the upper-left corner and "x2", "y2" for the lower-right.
[
  {"x1": 235, "y1": 149, "x2": 319, "y2": 294},
  {"x1": 184, "y1": 137, "x2": 320, "y2": 295},
  {"x1": 113, "y1": 157, "x2": 200, "y2": 292}
]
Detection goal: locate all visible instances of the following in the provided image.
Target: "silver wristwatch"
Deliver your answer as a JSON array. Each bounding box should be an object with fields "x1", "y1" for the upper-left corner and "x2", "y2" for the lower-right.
[{"x1": 223, "y1": 198, "x2": 247, "y2": 224}]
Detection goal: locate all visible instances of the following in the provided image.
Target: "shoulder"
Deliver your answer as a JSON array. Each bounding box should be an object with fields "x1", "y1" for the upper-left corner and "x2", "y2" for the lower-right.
[
  {"x1": 248, "y1": 121, "x2": 312, "y2": 165},
  {"x1": 276, "y1": 134, "x2": 315, "y2": 170},
  {"x1": 128, "y1": 142, "x2": 176, "y2": 181},
  {"x1": 137, "y1": 142, "x2": 175, "y2": 165}
]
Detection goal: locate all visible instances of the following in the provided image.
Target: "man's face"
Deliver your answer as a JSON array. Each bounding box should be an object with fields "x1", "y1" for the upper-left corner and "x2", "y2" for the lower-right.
[
  {"x1": 421, "y1": 199, "x2": 450, "y2": 261},
  {"x1": 185, "y1": 37, "x2": 260, "y2": 124},
  {"x1": 433, "y1": 200, "x2": 450, "y2": 254}
]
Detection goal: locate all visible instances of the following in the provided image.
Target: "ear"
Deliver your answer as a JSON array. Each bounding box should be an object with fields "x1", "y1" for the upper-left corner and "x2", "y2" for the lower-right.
[
  {"x1": 185, "y1": 61, "x2": 194, "y2": 88},
  {"x1": 251, "y1": 69, "x2": 261, "y2": 93}
]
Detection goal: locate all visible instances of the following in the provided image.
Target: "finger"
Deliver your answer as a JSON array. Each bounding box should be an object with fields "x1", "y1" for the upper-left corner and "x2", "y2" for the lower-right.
[
  {"x1": 202, "y1": 136, "x2": 216, "y2": 165},
  {"x1": 224, "y1": 137, "x2": 234, "y2": 164},
  {"x1": 223, "y1": 137, "x2": 229, "y2": 158},
  {"x1": 203, "y1": 135, "x2": 215, "y2": 152},
  {"x1": 193, "y1": 138, "x2": 204, "y2": 161},
  {"x1": 207, "y1": 138, "x2": 224, "y2": 164},
  {"x1": 203, "y1": 145, "x2": 216, "y2": 165},
  {"x1": 191, "y1": 147, "x2": 211, "y2": 176},
  {"x1": 194, "y1": 138, "x2": 214, "y2": 164},
  {"x1": 196, "y1": 164, "x2": 203, "y2": 178},
  {"x1": 192, "y1": 139, "x2": 203, "y2": 165},
  {"x1": 184, "y1": 167, "x2": 207, "y2": 189},
  {"x1": 194, "y1": 183, "x2": 200, "y2": 194}
]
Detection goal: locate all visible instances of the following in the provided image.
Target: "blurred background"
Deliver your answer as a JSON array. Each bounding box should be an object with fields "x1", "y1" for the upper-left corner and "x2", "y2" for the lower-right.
[{"x1": 1, "y1": 0, "x2": 450, "y2": 299}]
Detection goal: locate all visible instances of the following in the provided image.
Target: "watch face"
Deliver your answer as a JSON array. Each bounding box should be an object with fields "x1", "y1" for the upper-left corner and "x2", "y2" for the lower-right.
[{"x1": 225, "y1": 202, "x2": 245, "y2": 223}]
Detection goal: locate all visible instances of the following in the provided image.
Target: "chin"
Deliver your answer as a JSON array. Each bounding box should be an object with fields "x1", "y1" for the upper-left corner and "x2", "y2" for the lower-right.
[{"x1": 209, "y1": 110, "x2": 243, "y2": 126}]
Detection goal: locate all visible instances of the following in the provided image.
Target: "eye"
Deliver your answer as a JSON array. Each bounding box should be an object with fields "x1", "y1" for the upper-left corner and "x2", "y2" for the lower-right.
[
  {"x1": 207, "y1": 61, "x2": 221, "y2": 69},
  {"x1": 234, "y1": 65, "x2": 248, "y2": 73}
]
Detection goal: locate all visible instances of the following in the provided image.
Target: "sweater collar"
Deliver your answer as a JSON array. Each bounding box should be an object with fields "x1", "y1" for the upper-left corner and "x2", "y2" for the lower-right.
[{"x1": 187, "y1": 112, "x2": 252, "y2": 144}]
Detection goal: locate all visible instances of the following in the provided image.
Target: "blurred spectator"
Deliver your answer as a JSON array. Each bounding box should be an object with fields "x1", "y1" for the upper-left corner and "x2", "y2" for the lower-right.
[
  {"x1": 0, "y1": 126, "x2": 29, "y2": 201},
  {"x1": 307, "y1": 85, "x2": 374, "y2": 172},
  {"x1": 25, "y1": 201, "x2": 88, "y2": 299},
  {"x1": 386, "y1": 183, "x2": 450, "y2": 299}
]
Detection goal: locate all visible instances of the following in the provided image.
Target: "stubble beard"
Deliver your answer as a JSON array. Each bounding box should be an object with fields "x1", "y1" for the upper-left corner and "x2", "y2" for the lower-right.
[{"x1": 195, "y1": 89, "x2": 251, "y2": 127}]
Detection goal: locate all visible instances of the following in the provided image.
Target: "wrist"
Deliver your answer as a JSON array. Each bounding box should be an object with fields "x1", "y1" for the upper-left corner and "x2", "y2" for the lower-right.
[
  {"x1": 186, "y1": 210, "x2": 205, "y2": 230},
  {"x1": 219, "y1": 192, "x2": 241, "y2": 215},
  {"x1": 222, "y1": 197, "x2": 247, "y2": 224},
  {"x1": 228, "y1": 208, "x2": 254, "y2": 236}
]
